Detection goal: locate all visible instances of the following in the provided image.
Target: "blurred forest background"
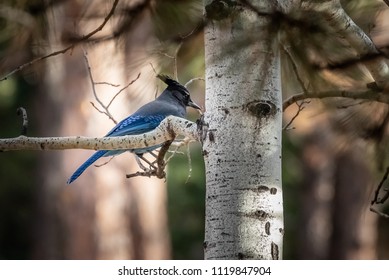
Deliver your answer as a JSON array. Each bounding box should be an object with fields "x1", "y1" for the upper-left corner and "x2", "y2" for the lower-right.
[{"x1": 1, "y1": 0, "x2": 389, "y2": 259}]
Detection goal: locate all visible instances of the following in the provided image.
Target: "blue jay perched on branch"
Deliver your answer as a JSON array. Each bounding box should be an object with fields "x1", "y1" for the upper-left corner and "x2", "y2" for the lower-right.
[{"x1": 67, "y1": 75, "x2": 201, "y2": 184}]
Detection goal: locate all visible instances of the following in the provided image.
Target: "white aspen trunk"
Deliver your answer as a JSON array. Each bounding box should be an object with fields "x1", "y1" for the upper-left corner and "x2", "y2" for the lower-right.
[{"x1": 203, "y1": 1, "x2": 284, "y2": 259}]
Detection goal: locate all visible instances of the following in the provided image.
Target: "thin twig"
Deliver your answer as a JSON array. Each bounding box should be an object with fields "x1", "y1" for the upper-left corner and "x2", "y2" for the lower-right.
[
  {"x1": 283, "y1": 100, "x2": 310, "y2": 130},
  {"x1": 180, "y1": 20, "x2": 204, "y2": 39},
  {"x1": 94, "y1": 156, "x2": 115, "y2": 167},
  {"x1": 157, "y1": 42, "x2": 183, "y2": 81},
  {"x1": 83, "y1": 50, "x2": 117, "y2": 124},
  {"x1": 89, "y1": 101, "x2": 109, "y2": 116},
  {"x1": 149, "y1": 63, "x2": 158, "y2": 75},
  {"x1": 0, "y1": 0, "x2": 119, "y2": 81},
  {"x1": 185, "y1": 143, "x2": 193, "y2": 184},
  {"x1": 165, "y1": 138, "x2": 194, "y2": 161},
  {"x1": 164, "y1": 137, "x2": 196, "y2": 183},
  {"x1": 126, "y1": 170, "x2": 155, "y2": 178},
  {"x1": 1, "y1": 46, "x2": 74, "y2": 82},
  {"x1": 173, "y1": 42, "x2": 183, "y2": 80},
  {"x1": 379, "y1": 187, "x2": 389, "y2": 205},
  {"x1": 106, "y1": 73, "x2": 141, "y2": 109},
  {"x1": 371, "y1": 166, "x2": 389, "y2": 205},
  {"x1": 282, "y1": 44, "x2": 309, "y2": 94},
  {"x1": 165, "y1": 142, "x2": 183, "y2": 163},
  {"x1": 94, "y1": 82, "x2": 120, "y2": 87},
  {"x1": 185, "y1": 77, "x2": 205, "y2": 88},
  {"x1": 148, "y1": 63, "x2": 160, "y2": 99}
]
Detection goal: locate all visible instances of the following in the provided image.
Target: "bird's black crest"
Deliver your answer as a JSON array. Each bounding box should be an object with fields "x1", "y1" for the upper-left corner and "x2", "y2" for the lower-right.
[{"x1": 157, "y1": 74, "x2": 189, "y2": 95}]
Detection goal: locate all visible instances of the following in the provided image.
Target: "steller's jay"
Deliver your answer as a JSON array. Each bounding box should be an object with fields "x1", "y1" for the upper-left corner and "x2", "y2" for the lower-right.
[{"x1": 67, "y1": 75, "x2": 201, "y2": 184}]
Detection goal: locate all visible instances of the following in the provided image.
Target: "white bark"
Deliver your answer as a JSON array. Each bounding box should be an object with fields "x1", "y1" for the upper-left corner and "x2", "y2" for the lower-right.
[
  {"x1": 203, "y1": 1, "x2": 284, "y2": 259},
  {"x1": 0, "y1": 116, "x2": 198, "y2": 151}
]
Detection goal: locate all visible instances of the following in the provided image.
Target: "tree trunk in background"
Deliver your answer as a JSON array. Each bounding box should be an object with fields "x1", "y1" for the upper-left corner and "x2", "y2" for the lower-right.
[
  {"x1": 298, "y1": 122, "x2": 335, "y2": 259},
  {"x1": 296, "y1": 115, "x2": 377, "y2": 260},
  {"x1": 33, "y1": 0, "x2": 170, "y2": 259},
  {"x1": 203, "y1": 1, "x2": 284, "y2": 259},
  {"x1": 330, "y1": 143, "x2": 377, "y2": 259},
  {"x1": 33, "y1": 1, "x2": 95, "y2": 259}
]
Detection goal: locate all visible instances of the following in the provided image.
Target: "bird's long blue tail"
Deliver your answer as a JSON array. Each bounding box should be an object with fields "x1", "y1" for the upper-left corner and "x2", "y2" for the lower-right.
[{"x1": 67, "y1": 150, "x2": 107, "y2": 184}]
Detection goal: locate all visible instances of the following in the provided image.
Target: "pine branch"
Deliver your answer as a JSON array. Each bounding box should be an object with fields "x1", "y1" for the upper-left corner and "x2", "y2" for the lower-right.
[
  {"x1": 301, "y1": 0, "x2": 389, "y2": 89},
  {"x1": 0, "y1": 0, "x2": 120, "y2": 81}
]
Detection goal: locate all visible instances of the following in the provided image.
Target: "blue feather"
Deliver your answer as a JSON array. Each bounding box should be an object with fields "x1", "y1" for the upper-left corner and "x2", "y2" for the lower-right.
[
  {"x1": 67, "y1": 150, "x2": 107, "y2": 184},
  {"x1": 107, "y1": 115, "x2": 166, "y2": 137}
]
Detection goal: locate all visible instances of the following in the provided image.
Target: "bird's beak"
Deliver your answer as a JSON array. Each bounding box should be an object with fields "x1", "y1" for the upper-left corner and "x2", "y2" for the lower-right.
[{"x1": 188, "y1": 99, "x2": 202, "y2": 111}]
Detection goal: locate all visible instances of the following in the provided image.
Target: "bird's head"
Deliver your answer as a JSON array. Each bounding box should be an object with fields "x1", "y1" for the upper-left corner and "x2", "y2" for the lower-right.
[{"x1": 157, "y1": 74, "x2": 201, "y2": 111}]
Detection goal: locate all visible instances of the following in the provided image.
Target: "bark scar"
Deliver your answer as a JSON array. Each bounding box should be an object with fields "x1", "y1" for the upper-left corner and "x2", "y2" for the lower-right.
[{"x1": 246, "y1": 100, "x2": 277, "y2": 119}]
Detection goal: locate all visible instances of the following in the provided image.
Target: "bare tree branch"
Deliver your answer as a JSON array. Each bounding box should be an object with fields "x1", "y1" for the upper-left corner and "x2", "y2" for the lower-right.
[
  {"x1": 184, "y1": 143, "x2": 193, "y2": 183},
  {"x1": 83, "y1": 50, "x2": 117, "y2": 124},
  {"x1": 173, "y1": 42, "x2": 183, "y2": 80},
  {"x1": 283, "y1": 100, "x2": 310, "y2": 130},
  {"x1": 371, "y1": 166, "x2": 389, "y2": 205},
  {"x1": 94, "y1": 81, "x2": 120, "y2": 87},
  {"x1": 185, "y1": 77, "x2": 205, "y2": 88},
  {"x1": 282, "y1": 89, "x2": 389, "y2": 111},
  {"x1": 369, "y1": 165, "x2": 389, "y2": 218},
  {"x1": 282, "y1": 44, "x2": 309, "y2": 94},
  {"x1": 157, "y1": 42, "x2": 183, "y2": 80},
  {"x1": 155, "y1": 139, "x2": 174, "y2": 178},
  {"x1": 106, "y1": 73, "x2": 141, "y2": 109},
  {"x1": 0, "y1": 0, "x2": 120, "y2": 81},
  {"x1": 83, "y1": 50, "x2": 142, "y2": 125},
  {"x1": 0, "y1": 116, "x2": 199, "y2": 152}
]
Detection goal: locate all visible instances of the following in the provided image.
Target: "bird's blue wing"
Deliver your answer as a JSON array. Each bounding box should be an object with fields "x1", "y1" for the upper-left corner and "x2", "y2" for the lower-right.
[
  {"x1": 104, "y1": 114, "x2": 168, "y2": 156},
  {"x1": 68, "y1": 114, "x2": 168, "y2": 184},
  {"x1": 106, "y1": 114, "x2": 167, "y2": 137}
]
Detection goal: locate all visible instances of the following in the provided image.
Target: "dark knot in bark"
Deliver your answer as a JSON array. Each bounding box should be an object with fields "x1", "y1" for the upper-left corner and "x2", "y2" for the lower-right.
[{"x1": 246, "y1": 100, "x2": 276, "y2": 119}]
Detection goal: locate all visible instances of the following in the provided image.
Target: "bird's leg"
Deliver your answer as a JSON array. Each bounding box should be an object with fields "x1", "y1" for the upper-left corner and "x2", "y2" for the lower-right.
[
  {"x1": 135, "y1": 154, "x2": 158, "y2": 171},
  {"x1": 135, "y1": 156, "x2": 148, "y2": 171},
  {"x1": 140, "y1": 151, "x2": 160, "y2": 167},
  {"x1": 94, "y1": 156, "x2": 115, "y2": 167},
  {"x1": 127, "y1": 142, "x2": 172, "y2": 180},
  {"x1": 148, "y1": 150, "x2": 159, "y2": 165},
  {"x1": 149, "y1": 151, "x2": 158, "y2": 158}
]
